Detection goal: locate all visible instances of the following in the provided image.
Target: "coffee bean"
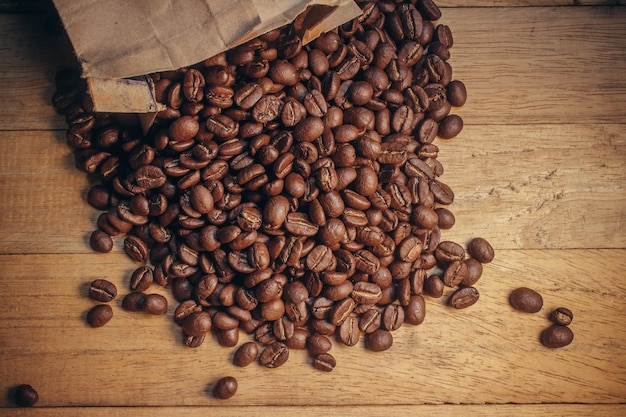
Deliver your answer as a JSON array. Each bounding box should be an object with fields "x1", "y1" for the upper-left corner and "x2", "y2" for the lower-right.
[
  {"x1": 122, "y1": 292, "x2": 146, "y2": 312},
  {"x1": 438, "y1": 114, "x2": 463, "y2": 139},
  {"x1": 509, "y1": 287, "x2": 543, "y2": 313},
  {"x1": 449, "y1": 286, "x2": 480, "y2": 309},
  {"x1": 468, "y1": 237, "x2": 495, "y2": 263},
  {"x1": 550, "y1": 307, "x2": 574, "y2": 326},
  {"x1": 541, "y1": 325, "x2": 574, "y2": 348},
  {"x1": 233, "y1": 341, "x2": 259, "y2": 367},
  {"x1": 337, "y1": 316, "x2": 360, "y2": 346},
  {"x1": 313, "y1": 353, "x2": 337, "y2": 372},
  {"x1": 365, "y1": 329, "x2": 393, "y2": 352},
  {"x1": 259, "y1": 341, "x2": 289, "y2": 368},
  {"x1": 182, "y1": 311, "x2": 212, "y2": 337},
  {"x1": 89, "y1": 279, "x2": 117, "y2": 302},
  {"x1": 213, "y1": 376, "x2": 238, "y2": 399},
  {"x1": 13, "y1": 384, "x2": 39, "y2": 407},
  {"x1": 86, "y1": 304, "x2": 113, "y2": 327},
  {"x1": 129, "y1": 266, "x2": 153, "y2": 293},
  {"x1": 143, "y1": 293, "x2": 168, "y2": 315},
  {"x1": 90, "y1": 230, "x2": 113, "y2": 253}
]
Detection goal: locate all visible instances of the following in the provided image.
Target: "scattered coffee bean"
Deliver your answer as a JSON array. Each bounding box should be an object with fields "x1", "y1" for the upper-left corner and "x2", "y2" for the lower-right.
[
  {"x1": 449, "y1": 286, "x2": 480, "y2": 309},
  {"x1": 86, "y1": 304, "x2": 113, "y2": 327},
  {"x1": 550, "y1": 307, "x2": 573, "y2": 326},
  {"x1": 365, "y1": 329, "x2": 393, "y2": 352},
  {"x1": 88, "y1": 279, "x2": 117, "y2": 302},
  {"x1": 509, "y1": 287, "x2": 543, "y2": 313},
  {"x1": 213, "y1": 376, "x2": 238, "y2": 399},
  {"x1": 233, "y1": 341, "x2": 259, "y2": 367},
  {"x1": 468, "y1": 237, "x2": 495, "y2": 263},
  {"x1": 13, "y1": 384, "x2": 39, "y2": 407},
  {"x1": 313, "y1": 353, "x2": 337, "y2": 372},
  {"x1": 541, "y1": 324, "x2": 574, "y2": 348}
]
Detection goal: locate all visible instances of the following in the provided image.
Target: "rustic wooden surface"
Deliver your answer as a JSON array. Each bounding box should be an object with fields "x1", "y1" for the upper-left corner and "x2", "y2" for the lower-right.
[{"x1": 0, "y1": 1, "x2": 625, "y2": 416}]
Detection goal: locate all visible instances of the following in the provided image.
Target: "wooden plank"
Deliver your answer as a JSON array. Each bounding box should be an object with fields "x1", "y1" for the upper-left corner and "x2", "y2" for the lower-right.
[
  {"x1": 1, "y1": 7, "x2": 626, "y2": 130},
  {"x1": 0, "y1": 250, "x2": 624, "y2": 407},
  {"x1": 1, "y1": 124, "x2": 624, "y2": 254},
  {"x1": 1, "y1": 404, "x2": 625, "y2": 417}
]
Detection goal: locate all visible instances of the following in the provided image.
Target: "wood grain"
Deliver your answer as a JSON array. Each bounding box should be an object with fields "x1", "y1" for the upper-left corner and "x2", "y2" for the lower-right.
[
  {"x1": 0, "y1": 250, "x2": 624, "y2": 407},
  {"x1": 1, "y1": 7, "x2": 626, "y2": 130},
  {"x1": 1, "y1": 404, "x2": 626, "y2": 417}
]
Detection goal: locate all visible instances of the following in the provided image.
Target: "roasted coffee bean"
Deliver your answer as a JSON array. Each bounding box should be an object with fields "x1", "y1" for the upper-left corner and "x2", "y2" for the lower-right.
[
  {"x1": 143, "y1": 293, "x2": 168, "y2": 315},
  {"x1": 233, "y1": 341, "x2": 259, "y2": 367},
  {"x1": 446, "y1": 80, "x2": 467, "y2": 107},
  {"x1": 213, "y1": 376, "x2": 238, "y2": 399},
  {"x1": 183, "y1": 311, "x2": 212, "y2": 337},
  {"x1": 442, "y1": 260, "x2": 468, "y2": 287},
  {"x1": 183, "y1": 333, "x2": 205, "y2": 348},
  {"x1": 13, "y1": 384, "x2": 39, "y2": 407},
  {"x1": 510, "y1": 287, "x2": 543, "y2": 313},
  {"x1": 337, "y1": 316, "x2": 360, "y2": 346},
  {"x1": 365, "y1": 328, "x2": 393, "y2": 352},
  {"x1": 259, "y1": 341, "x2": 289, "y2": 368},
  {"x1": 468, "y1": 237, "x2": 495, "y2": 263},
  {"x1": 438, "y1": 114, "x2": 463, "y2": 139},
  {"x1": 404, "y1": 295, "x2": 426, "y2": 325},
  {"x1": 449, "y1": 286, "x2": 480, "y2": 309},
  {"x1": 435, "y1": 241, "x2": 465, "y2": 264},
  {"x1": 90, "y1": 229, "x2": 114, "y2": 253},
  {"x1": 550, "y1": 307, "x2": 574, "y2": 326},
  {"x1": 122, "y1": 292, "x2": 146, "y2": 312},
  {"x1": 86, "y1": 304, "x2": 113, "y2": 327},
  {"x1": 129, "y1": 266, "x2": 153, "y2": 293},
  {"x1": 462, "y1": 258, "x2": 483, "y2": 286},
  {"x1": 313, "y1": 353, "x2": 337, "y2": 372},
  {"x1": 541, "y1": 325, "x2": 574, "y2": 348},
  {"x1": 123, "y1": 235, "x2": 149, "y2": 263},
  {"x1": 307, "y1": 333, "x2": 333, "y2": 355},
  {"x1": 89, "y1": 279, "x2": 117, "y2": 302}
]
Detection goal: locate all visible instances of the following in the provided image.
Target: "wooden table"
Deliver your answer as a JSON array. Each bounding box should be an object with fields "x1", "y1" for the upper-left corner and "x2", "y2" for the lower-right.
[{"x1": 1, "y1": 1, "x2": 625, "y2": 415}]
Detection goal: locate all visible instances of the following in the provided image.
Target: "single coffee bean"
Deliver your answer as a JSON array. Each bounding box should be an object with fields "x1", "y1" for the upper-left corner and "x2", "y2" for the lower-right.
[
  {"x1": 213, "y1": 376, "x2": 238, "y2": 399},
  {"x1": 183, "y1": 333, "x2": 205, "y2": 348},
  {"x1": 88, "y1": 279, "x2": 117, "y2": 302},
  {"x1": 438, "y1": 114, "x2": 463, "y2": 139},
  {"x1": 259, "y1": 341, "x2": 289, "y2": 368},
  {"x1": 541, "y1": 325, "x2": 574, "y2": 348},
  {"x1": 233, "y1": 341, "x2": 259, "y2": 367},
  {"x1": 424, "y1": 274, "x2": 444, "y2": 298},
  {"x1": 313, "y1": 353, "x2": 337, "y2": 372},
  {"x1": 462, "y1": 258, "x2": 483, "y2": 287},
  {"x1": 182, "y1": 311, "x2": 212, "y2": 337},
  {"x1": 90, "y1": 229, "x2": 113, "y2": 253},
  {"x1": 404, "y1": 295, "x2": 426, "y2": 325},
  {"x1": 449, "y1": 286, "x2": 480, "y2": 309},
  {"x1": 86, "y1": 304, "x2": 113, "y2": 327},
  {"x1": 337, "y1": 316, "x2": 360, "y2": 346},
  {"x1": 13, "y1": 384, "x2": 39, "y2": 407},
  {"x1": 307, "y1": 334, "x2": 333, "y2": 355},
  {"x1": 365, "y1": 328, "x2": 393, "y2": 352},
  {"x1": 550, "y1": 307, "x2": 574, "y2": 326},
  {"x1": 129, "y1": 265, "x2": 153, "y2": 293},
  {"x1": 509, "y1": 287, "x2": 543, "y2": 313},
  {"x1": 446, "y1": 80, "x2": 467, "y2": 106},
  {"x1": 468, "y1": 237, "x2": 495, "y2": 263},
  {"x1": 122, "y1": 292, "x2": 146, "y2": 312},
  {"x1": 143, "y1": 293, "x2": 168, "y2": 315}
]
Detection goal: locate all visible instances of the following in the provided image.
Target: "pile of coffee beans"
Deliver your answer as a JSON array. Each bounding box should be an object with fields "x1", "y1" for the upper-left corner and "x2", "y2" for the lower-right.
[
  {"x1": 510, "y1": 287, "x2": 574, "y2": 348},
  {"x1": 52, "y1": 0, "x2": 495, "y2": 376}
]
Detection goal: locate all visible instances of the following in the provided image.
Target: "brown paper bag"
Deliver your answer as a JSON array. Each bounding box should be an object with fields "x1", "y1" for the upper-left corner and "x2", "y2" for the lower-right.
[{"x1": 52, "y1": 0, "x2": 361, "y2": 127}]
